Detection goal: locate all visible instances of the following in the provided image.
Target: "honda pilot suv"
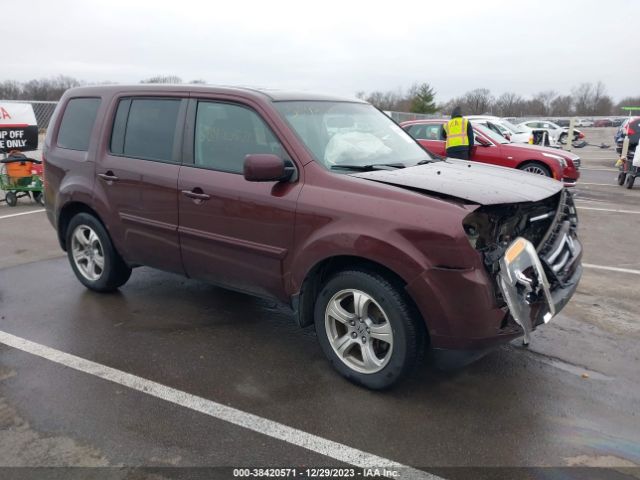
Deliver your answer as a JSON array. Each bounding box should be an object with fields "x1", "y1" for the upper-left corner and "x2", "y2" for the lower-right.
[{"x1": 44, "y1": 85, "x2": 582, "y2": 389}]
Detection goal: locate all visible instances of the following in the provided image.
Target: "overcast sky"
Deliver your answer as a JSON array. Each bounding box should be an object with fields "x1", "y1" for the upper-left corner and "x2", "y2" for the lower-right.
[{"x1": 10, "y1": 0, "x2": 640, "y2": 101}]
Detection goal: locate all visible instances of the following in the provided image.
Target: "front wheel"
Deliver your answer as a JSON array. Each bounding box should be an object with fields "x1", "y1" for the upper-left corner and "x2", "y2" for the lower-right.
[
  {"x1": 518, "y1": 162, "x2": 552, "y2": 177},
  {"x1": 66, "y1": 213, "x2": 132, "y2": 292},
  {"x1": 314, "y1": 269, "x2": 425, "y2": 390},
  {"x1": 32, "y1": 191, "x2": 44, "y2": 205}
]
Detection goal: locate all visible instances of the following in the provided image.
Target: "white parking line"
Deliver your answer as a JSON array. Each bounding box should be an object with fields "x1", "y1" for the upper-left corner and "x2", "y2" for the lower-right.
[
  {"x1": 576, "y1": 206, "x2": 640, "y2": 214},
  {"x1": 584, "y1": 264, "x2": 640, "y2": 276},
  {"x1": 0, "y1": 330, "x2": 439, "y2": 479},
  {"x1": 0, "y1": 209, "x2": 46, "y2": 220},
  {"x1": 579, "y1": 167, "x2": 618, "y2": 172},
  {"x1": 578, "y1": 182, "x2": 617, "y2": 186}
]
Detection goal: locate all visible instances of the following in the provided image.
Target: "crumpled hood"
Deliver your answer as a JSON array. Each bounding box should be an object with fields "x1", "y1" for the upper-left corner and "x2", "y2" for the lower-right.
[{"x1": 350, "y1": 159, "x2": 563, "y2": 205}]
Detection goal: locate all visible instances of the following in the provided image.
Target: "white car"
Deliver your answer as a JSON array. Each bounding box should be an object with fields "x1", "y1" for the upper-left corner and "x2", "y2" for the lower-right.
[
  {"x1": 466, "y1": 115, "x2": 533, "y2": 145},
  {"x1": 516, "y1": 120, "x2": 584, "y2": 144},
  {"x1": 575, "y1": 118, "x2": 594, "y2": 127}
]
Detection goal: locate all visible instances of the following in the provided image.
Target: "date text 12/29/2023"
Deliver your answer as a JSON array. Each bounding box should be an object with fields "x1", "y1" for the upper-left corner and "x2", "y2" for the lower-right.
[{"x1": 233, "y1": 467, "x2": 400, "y2": 478}]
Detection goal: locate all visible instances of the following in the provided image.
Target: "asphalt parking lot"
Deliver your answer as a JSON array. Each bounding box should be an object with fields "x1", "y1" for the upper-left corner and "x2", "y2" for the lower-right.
[{"x1": 0, "y1": 128, "x2": 639, "y2": 478}]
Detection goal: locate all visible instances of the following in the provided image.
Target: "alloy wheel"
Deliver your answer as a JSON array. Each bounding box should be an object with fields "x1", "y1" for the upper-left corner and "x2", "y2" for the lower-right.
[
  {"x1": 324, "y1": 289, "x2": 393, "y2": 374},
  {"x1": 522, "y1": 165, "x2": 549, "y2": 176},
  {"x1": 71, "y1": 225, "x2": 105, "y2": 281}
]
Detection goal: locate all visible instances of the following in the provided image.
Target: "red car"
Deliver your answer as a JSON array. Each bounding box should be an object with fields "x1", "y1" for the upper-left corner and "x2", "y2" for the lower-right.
[{"x1": 401, "y1": 119, "x2": 580, "y2": 187}]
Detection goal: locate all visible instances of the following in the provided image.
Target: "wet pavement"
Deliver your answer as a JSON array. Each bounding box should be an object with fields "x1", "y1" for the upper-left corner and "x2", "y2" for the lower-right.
[{"x1": 0, "y1": 130, "x2": 639, "y2": 476}]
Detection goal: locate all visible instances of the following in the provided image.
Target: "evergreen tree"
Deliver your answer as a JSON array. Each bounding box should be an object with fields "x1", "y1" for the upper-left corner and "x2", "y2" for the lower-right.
[{"x1": 410, "y1": 83, "x2": 437, "y2": 114}]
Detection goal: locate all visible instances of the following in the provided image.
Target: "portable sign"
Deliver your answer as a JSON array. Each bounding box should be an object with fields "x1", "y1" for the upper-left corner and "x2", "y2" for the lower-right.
[{"x1": 0, "y1": 103, "x2": 38, "y2": 153}]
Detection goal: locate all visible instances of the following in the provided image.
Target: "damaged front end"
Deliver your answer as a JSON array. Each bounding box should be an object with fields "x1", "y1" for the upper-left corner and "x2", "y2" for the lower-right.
[{"x1": 463, "y1": 189, "x2": 582, "y2": 344}]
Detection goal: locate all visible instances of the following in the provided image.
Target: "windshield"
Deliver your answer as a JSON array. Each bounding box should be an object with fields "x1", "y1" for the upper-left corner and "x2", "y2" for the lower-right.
[
  {"x1": 499, "y1": 119, "x2": 522, "y2": 133},
  {"x1": 475, "y1": 124, "x2": 510, "y2": 144},
  {"x1": 274, "y1": 101, "x2": 433, "y2": 169}
]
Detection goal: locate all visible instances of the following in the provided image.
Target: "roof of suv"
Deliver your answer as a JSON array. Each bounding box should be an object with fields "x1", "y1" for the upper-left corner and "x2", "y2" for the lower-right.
[{"x1": 62, "y1": 84, "x2": 364, "y2": 103}]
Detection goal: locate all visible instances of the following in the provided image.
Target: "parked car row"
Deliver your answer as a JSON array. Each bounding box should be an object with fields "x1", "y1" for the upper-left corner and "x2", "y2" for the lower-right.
[
  {"x1": 462, "y1": 116, "x2": 584, "y2": 148},
  {"x1": 515, "y1": 120, "x2": 584, "y2": 145},
  {"x1": 401, "y1": 119, "x2": 580, "y2": 186}
]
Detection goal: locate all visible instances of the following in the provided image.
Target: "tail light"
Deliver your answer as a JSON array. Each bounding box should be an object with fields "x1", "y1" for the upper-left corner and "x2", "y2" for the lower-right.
[
  {"x1": 627, "y1": 125, "x2": 636, "y2": 136},
  {"x1": 578, "y1": 132, "x2": 584, "y2": 139}
]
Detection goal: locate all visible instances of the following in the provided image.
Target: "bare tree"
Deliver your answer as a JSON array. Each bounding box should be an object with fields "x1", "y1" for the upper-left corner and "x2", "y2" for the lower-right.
[
  {"x1": 494, "y1": 92, "x2": 526, "y2": 117},
  {"x1": 572, "y1": 83, "x2": 594, "y2": 115},
  {"x1": 140, "y1": 75, "x2": 183, "y2": 84},
  {"x1": 571, "y1": 81, "x2": 613, "y2": 115},
  {"x1": 550, "y1": 95, "x2": 573, "y2": 116},
  {"x1": 20, "y1": 75, "x2": 81, "y2": 100},
  {"x1": 358, "y1": 87, "x2": 411, "y2": 111},
  {"x1": 0, "y1": 80, "x2": 23, "y2": 99},
  {"x1": 532, "y1": 90, "x2": 557, "y2": 116},
  {"x1": 461, "y1": 88, "x2": 494, "y2": 114}
]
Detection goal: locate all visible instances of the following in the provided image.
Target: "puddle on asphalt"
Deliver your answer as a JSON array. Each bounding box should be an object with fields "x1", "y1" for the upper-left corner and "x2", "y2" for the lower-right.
[{"x1": 515, "y1": 347, "x2": 612, "y2": 381}]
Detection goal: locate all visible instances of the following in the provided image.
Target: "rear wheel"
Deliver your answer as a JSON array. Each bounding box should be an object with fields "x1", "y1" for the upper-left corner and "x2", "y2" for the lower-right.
[
  {"x1": 518, "y1": 162, "x2": 552, "y2": 177},
  {"x1": 32, "y1": 191, "x2": 44, "y2": 205},
  {"x1": 314, "y1": 269, "x2": 425, "y2": 390},
  {"x1": 625, "y1": 174, "x2": 635, "y2": 189},
  {"x1": 66, "y1": 213, "x2": 132, "y2": 292},
  {"x1": 617, "y1": 172, "x2": 627, "y2": 186},
  {"x1": 5, "y1": 191, "x2": 17, "y2": 207},
  {"x1": 559, "y1": 132, "x2": 568, "y2": 144}
]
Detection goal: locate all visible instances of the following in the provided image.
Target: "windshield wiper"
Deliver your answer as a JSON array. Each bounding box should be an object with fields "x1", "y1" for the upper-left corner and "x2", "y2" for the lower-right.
[
  {"x1": 330, "y1": 163, "x2": 406, "y2": 171},
  {"x1": 418, "y1": 156, "x2": 443, "y2": 164}
]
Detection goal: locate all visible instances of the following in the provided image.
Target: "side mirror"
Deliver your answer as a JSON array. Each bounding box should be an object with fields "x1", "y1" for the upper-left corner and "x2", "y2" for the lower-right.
[
  {"x1": 243, "y1": 154, "x2": 295, "y2": 182},
  {"x1": 476, "y1": 136, "x2": 491, "y2": 147}
]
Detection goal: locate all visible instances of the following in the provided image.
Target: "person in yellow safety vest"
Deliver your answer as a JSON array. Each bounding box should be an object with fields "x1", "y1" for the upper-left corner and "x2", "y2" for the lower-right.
[{"x1": 441, "y1": 106, "x2": 474, "y2": 160}]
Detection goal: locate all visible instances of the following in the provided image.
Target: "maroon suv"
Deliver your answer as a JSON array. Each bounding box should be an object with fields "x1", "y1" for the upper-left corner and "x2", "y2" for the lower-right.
[{"x1": 44, "y1": 85, "x2": 582, "y2": 389}]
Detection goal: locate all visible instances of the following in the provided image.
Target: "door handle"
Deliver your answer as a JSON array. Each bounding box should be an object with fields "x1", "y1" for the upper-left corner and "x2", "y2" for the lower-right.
[
  {"x1": 98, "y1": 172, "x2": 119, "y2": 182},
  {"x1": 181, "y1": 189, "x2": 211, "y2": 201}
]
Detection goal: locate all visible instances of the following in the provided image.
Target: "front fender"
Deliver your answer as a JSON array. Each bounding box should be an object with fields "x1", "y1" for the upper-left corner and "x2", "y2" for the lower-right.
[{"x1": 289, "y1": 231, "x2": 429, "y2": 296}]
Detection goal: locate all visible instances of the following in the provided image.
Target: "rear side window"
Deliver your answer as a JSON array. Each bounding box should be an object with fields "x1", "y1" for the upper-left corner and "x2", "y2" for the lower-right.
[
  {"x1": 111, "y1": 98, "x2": 181, "y2": 162},
  {"x1": 407, "y1": 124, "x2": 442, "y2": 140},
  {"x1": 57, "y1": 98, "x2": 101, "y2": 151}
]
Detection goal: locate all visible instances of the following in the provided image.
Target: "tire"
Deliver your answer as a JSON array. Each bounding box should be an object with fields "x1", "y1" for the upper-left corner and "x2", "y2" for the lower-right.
[
  {"x1": 518, "y1": 162, "x2": 552, "y2": 177},
  {"x1": 625, "y1": 174, "x2": 635, "y2": 190},
  {"x1": 5, "y1": 191, "x2": 17, "y2": 207},
  {"x1": 32, "y1": 191, "x2": 44, "y2": 205},
  {"x1": 314, "y1": 269, "x2": 425, "y2": 390},
  {"x1": 617, "y1": 172, "x2": 627, "y2": 186},
  {"x1": 559, "y1": 133, "x2": 568, "y2": 145},
  {"x1": 65, "y1": 213, "x2": 132, "y2": 292}
]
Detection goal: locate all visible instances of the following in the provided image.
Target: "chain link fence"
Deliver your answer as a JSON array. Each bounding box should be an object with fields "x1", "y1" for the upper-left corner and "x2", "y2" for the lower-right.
[{"x1": 0, "y1": 100, "x2": 58, "y2": 130}]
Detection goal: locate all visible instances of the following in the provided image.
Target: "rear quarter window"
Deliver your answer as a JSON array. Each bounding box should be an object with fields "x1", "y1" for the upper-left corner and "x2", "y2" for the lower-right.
[
  {"x1": 110, "y1": 98, "x2": 182, "y2": 162},
  {"x1": 57, "y1": 98, "x2": 101, "y2": 151}
]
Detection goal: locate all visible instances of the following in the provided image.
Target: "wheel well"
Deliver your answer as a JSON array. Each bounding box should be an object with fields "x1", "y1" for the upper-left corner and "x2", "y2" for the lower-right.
[
  {"x1": 57, "y1": 202, "x2": 102, "y2": 251},
  {"x1": 518, "y1": 160, "x2": 552, "y2": 173},
  {"x1": 294, "y1": 256, "x2": 425, "y2": 334}
]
